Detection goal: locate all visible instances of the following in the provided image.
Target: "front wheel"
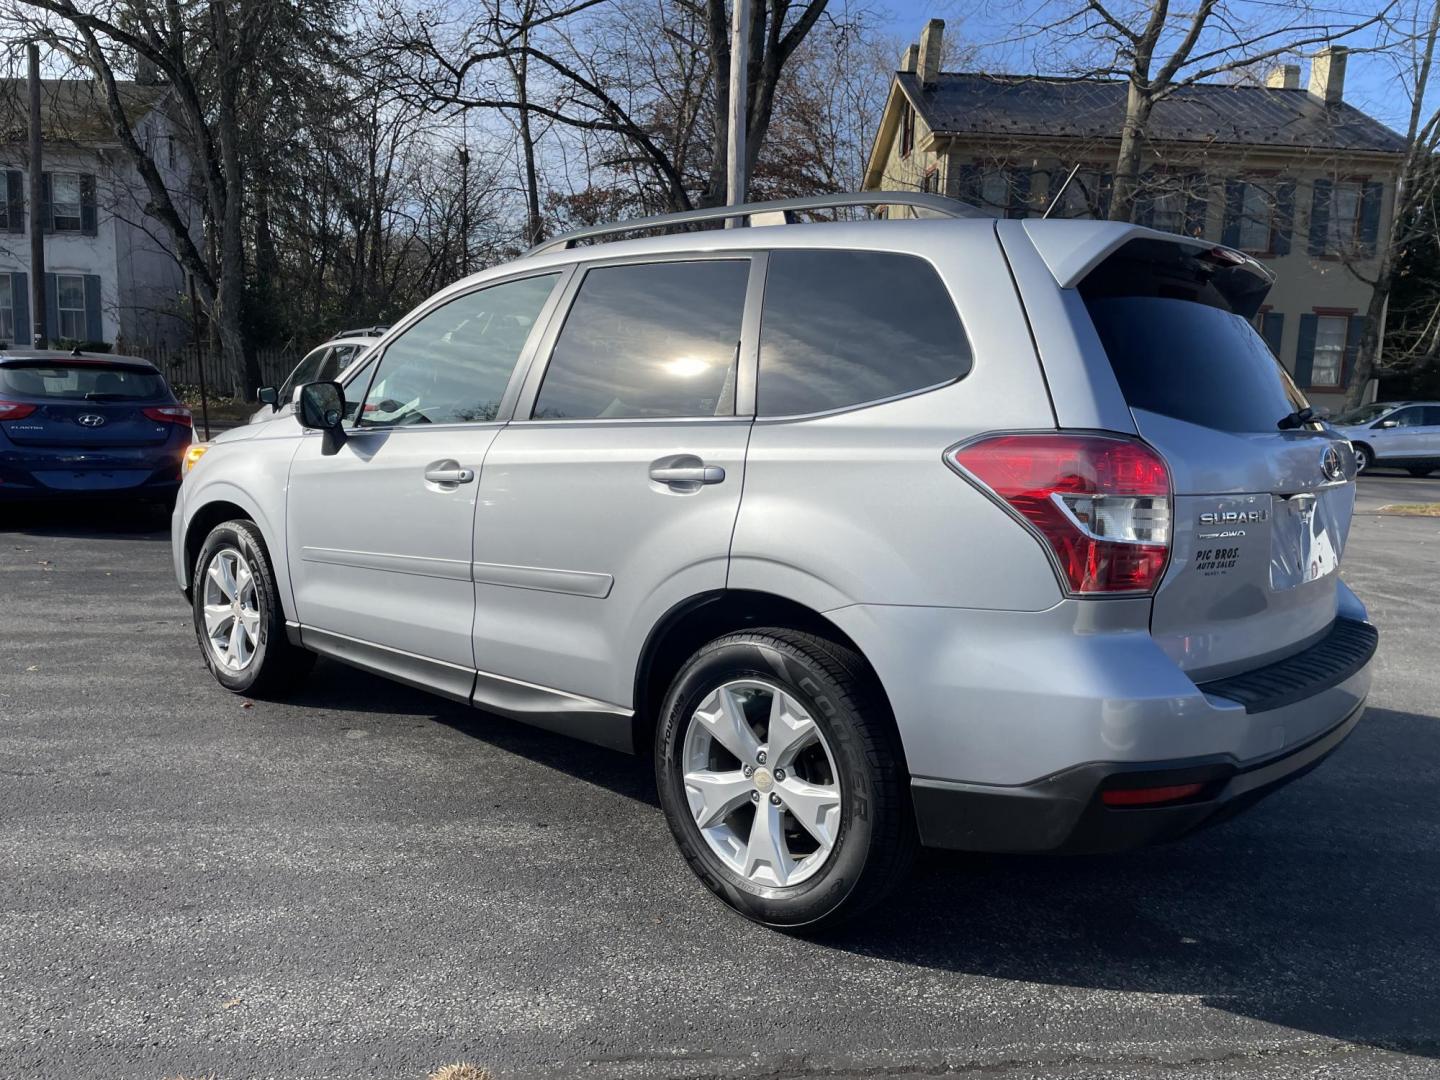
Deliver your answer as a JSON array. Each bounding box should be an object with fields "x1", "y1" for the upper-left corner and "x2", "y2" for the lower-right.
[
  {"x1": 192, "y1": 519, "x2": 314, "y2": 697},
  {"x1": 655, "y1": 628, "x2": 916, "y2": 931}
]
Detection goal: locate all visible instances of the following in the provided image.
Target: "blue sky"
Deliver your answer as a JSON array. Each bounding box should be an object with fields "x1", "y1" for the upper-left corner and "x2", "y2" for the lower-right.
[{"x1": 874, "y1": 0, "x2": 1411, "y2": 133}]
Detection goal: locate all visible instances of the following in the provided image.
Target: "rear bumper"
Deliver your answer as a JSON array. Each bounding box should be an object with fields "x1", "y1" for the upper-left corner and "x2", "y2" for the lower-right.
[{"x1": 912, "y1": 698, "x2": 1364, "y2": 853}]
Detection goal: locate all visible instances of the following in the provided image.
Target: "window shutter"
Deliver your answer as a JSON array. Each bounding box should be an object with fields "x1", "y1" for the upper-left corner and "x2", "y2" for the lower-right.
[
  {"x1": 83, "y1": 275, "x2": 103, "y2": 343},
  {"x1": 1272, "y1": 180, "x2": 1295, "y2": 256},
  {"x1": 9, "y1": 272, "x2": 28, "y2": 345},
  {"x1": 40, "y1": 172, "x2": 53, "y2": 235},
  {"x1": 1358, "y1": 181, "x2": 1383, "y2": 257},
  {"x1": 5, "y1": 171, "x2": 22, "y2": 234},
  {"x1": 1343, "y1": 316, "x2": 1366, "y2": 388},
  {"x1": 1294, "y1": 313, "x2": 1318, "y2": 386},
  {"x1": 1221, "y1": 179, "x2": 1244, "y2": 247},
  {"x1": 43, "y1": 272, "x2": 59, "y2": 343},
  {"x1": 1010, "y1": 169, "x2": 1032, "y2": 219},
  {"x1": 1184, "y1": 176, "x2": 1208, "y2": 238},
  {"x1": 1308, "y1": 178, "x2": 1331, "y2": 256},
  {"x1": 1261, "y1": 312, "x2": 1285, "y2": 359},
  {"x1": 80, "y1": 174, "x2": 98, "y2": 236}
]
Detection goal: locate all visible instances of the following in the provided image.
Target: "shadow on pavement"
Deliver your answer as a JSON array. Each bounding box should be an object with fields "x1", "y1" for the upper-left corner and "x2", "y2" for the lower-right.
[{"x1": 1, "y1": 497, "x2": 172, "y2": 540}]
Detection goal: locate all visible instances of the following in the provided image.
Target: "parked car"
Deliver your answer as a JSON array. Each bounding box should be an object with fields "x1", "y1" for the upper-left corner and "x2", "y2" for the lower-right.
[
  {"x1": 0, "y1": 349, "x2": 192, "y2": 505},
  {"x1": 172, "y1": 193, "x2": 1377, "y2": 930},
  {"x1": 247, "y1": 328, "x2": 383, "y2": 424},
  {"x1": 1328, "y1": 401, "x2": 1440, "y2": 475}
]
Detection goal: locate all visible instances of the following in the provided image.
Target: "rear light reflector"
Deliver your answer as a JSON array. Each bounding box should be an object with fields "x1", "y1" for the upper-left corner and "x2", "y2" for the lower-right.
[
  {"x1": 1101, "y1": 783, "x2": 1205, "y2": 807},
  {"x1": 0, "y1": 400, "x2": 37, "y2": 421},
  {"x1": 143, "y1": 405, "x2": 193, "y2": 426},
  {"x1": 947, "y1": 433, "x2": 1172, "y2": 595}
]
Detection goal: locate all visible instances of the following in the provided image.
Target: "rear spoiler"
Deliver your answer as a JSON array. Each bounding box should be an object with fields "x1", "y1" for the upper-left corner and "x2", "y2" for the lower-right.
[{"x1": 1021, "y1": 219, "x2": 1274, "y2": 319}]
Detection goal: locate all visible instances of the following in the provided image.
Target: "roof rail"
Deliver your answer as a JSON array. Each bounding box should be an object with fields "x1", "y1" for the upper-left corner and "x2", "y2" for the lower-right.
[{"x1": 524, "y1": 191, "x2": 983, "y2": 257}]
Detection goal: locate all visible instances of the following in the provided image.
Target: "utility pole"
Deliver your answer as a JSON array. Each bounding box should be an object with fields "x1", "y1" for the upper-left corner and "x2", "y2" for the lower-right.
[
  {"x1": 724, "y1": 0, "x2": 751, "y2": 226},
  {"x1": 27, "y1": 42, "x2": 46, "y2": 348},
  {"x1": 458, "y1": 145, "x2": 470, "y2": 276}
]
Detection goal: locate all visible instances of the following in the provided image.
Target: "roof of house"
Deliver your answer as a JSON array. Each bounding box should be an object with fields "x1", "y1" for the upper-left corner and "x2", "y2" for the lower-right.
[
  {"x1": 0, "y1": 78, "x2": 166, "y2": 145},
  {"x1": 898, "y1": 72, "x2": 1407, "y2": 155}
]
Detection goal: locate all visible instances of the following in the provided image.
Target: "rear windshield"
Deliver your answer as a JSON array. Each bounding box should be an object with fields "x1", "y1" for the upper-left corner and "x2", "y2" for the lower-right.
[
  {"x1": 1081, "y1": 240, "x2": 1306, "y2": 433},
  {"x1": 0, "y1": 362, "x2": 169, "y2": 401}
]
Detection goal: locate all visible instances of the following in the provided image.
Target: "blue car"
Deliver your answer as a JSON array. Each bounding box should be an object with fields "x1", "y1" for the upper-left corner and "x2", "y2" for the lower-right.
[{"x1": 0, "y1": 350, "x2": 192, "y2": 505}]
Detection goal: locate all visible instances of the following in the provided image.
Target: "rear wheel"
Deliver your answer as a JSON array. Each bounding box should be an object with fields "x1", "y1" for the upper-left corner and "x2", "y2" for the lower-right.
[
  {"x1": 192, "y1": 519, "x2": 313, "y2": 697},
  {"x1": 655, "y1": 628, "x2": 916, "y2": 931},
  {"x1": 1353, "y1": 443, "x2": 1373, "y2": 474},
  {"x1": 1407, "y1": 466, "x2": 1434, "y2": 478}
]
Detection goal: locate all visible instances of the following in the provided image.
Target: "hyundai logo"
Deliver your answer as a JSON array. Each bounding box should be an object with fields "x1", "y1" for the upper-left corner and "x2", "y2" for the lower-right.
[
  {"x1": 1322, "y1": 445, "x2": 1345, "y2": 482},
  {"x1": 77, "y1": 413, "x2": 107, "y2": 428}
]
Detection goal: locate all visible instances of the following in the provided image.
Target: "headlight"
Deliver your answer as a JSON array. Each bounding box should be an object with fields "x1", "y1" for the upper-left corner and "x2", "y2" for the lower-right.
[{"x1": 183, "y1": 443, "x2": 210, "y2": 475}]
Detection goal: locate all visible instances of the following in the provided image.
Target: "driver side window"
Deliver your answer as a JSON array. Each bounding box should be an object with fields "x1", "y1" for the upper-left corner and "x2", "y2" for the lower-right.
[
  {"x1": 361, "y1": 273, "x2": 560, "y2": 427},
  {"x1": 1385, "y1": 408, "x2": 1424, "y2": 428}
]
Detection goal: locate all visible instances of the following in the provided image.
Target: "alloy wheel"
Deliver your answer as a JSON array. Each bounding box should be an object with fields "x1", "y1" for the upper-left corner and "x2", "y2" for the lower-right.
[
  {"x1": 681, "y1": 679, "x2": 843, "y2": 888},
  {"x1": 201, "y1": 547, "x2": 262, "y2": 672}
]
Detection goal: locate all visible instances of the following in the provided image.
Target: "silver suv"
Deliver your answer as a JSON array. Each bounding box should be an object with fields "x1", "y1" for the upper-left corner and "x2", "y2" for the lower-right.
[{"x1": 172, "y1": 193, "x2": 1377, "y2": 930}]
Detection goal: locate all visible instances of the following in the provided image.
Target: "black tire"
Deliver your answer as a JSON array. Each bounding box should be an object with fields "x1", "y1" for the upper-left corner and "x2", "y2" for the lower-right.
[
  {"x1": 191, "y1": 519, "x2": 314, "y2": 697},
  {"x1": 654, "y1": 628, "x2": 917, "y2": 932},
  {"x1": 1407, "y1": 467, "x2": 1434, "y2": 478},
  {"x1": 1353, "y1": 443, "x2": 1373, "y2": 474}
]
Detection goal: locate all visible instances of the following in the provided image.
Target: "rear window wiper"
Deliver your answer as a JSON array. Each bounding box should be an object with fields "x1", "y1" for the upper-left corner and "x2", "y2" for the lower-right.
[{"x1": 1277, "y1": 407, "x2": 1316, "y2": 430}]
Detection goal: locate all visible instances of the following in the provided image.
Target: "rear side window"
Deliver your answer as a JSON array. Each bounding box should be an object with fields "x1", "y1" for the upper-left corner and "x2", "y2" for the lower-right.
[
  {"x1": 534, "y1": 260, "x2": 748, "y2": 420},
  {"x1": 757, "y1": 250, "x2": 970, "y2": 417},
  {"x1": 0, "y1": 362, "x2": 167, "y2": 401}
]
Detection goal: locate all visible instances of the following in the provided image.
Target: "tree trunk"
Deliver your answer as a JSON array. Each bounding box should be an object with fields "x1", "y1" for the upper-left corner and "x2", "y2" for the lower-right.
[
  {"x1": 515, "y1": 29, "x2": 544, "y2": 244},
  {"x1": 1108, "y1": 84, "x2": 1153, "y2": 222},
  {"x1": 1344, "y1": 254, "x2": 1395, "y2": 409}
]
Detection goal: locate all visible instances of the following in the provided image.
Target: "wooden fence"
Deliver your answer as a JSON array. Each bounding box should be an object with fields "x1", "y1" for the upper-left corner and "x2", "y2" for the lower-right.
[{"x1": 124, "y1": 344, "x2": 299, "y2": 399}]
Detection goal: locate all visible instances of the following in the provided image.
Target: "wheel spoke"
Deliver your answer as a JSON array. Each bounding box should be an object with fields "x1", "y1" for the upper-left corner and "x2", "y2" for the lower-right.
[
  {"x1": 692, "y1": 686, "x2": 762, "y2": 764},
  {"x1": 235, "y1": 562, "x2": 254, "y2": 603},
  {"x1": 226, "y1": 618, "x2": 245, "y2": 667},
  {"x1": 207, "y1": 560, "x2": 234, "y2": 601},
  {"x1": 742, "y1": 799, "x2": 793, "y2": 886},
  {"x1": 202, "y1": 603, "x2": 233, "y2": 635},
  {"x1": 238, "y1": 607, "x2": 261, "y2": 640},
  {"x1": 776, "y1": 776, "x2": 841, "y2": 849},
  {"x1": 684, "y1": 769, "x2": 754, "y2": 829},
  {"x1": 766, "y1": 690, "x2": 818, "y2": 768}
]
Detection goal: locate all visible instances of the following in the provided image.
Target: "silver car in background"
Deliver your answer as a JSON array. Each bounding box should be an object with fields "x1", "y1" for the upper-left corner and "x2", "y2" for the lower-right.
[
  {"x1": 171, "y1": 193, "x2": 1377, "y2": 930},
  {"x1": 1328, "y1": 400, "x2": 1440, "y2": 475}
]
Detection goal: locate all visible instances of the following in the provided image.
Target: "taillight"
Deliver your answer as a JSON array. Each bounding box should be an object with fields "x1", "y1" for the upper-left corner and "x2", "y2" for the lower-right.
[
  {"x1": 947, "y1": 433, "x2": 1171, "y2": 596},
  {"x1": 0, "y1": 401, "x2": 37, "y2": 421},
  {"x1": 144, "y1": 405, "x2": 193, "y2": 427}
]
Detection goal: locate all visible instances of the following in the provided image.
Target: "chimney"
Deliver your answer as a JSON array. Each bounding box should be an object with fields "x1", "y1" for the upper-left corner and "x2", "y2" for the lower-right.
[
  {"x1": 1266, "y1": 63, "x2": 1300, "y2": 90},
  {"x1": 916, "y1": 19, "x2": 944, "y2": 86},
  {"x1": 1309, "y1": 46, "x2": 1347, "y2": 105},
  {"x1": 900, "y1": 44, "x2": 919, "y2": 74}
]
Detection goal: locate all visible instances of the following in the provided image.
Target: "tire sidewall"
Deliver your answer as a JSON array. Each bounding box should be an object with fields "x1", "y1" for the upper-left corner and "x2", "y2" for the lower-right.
[
  {"x1": 1354, "y1": 444, "x2": 1370, "y2": 473},
  {"x1": 655, "y1": 636, "x2": 881, "y2": 929},
  {"x1": 192, "y1": 522, "x2": 276, "y2": 693}
]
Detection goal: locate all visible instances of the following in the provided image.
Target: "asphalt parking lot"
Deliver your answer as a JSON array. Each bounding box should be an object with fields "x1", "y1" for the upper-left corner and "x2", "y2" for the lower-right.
[{"x1": 2, "y1": 474, "x2": 1439, "y2": 1080}]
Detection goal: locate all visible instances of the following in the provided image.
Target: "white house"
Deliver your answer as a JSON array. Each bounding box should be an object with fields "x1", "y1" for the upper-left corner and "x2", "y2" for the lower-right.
[{"x1": 0, "y1": 77, "x2": 198, "y2": 351}]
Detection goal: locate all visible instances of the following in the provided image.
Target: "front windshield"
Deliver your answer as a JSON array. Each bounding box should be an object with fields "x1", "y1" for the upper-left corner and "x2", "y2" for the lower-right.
[{"x1": 1333, "y1": 403, "x2": 1393, "y2": 425}]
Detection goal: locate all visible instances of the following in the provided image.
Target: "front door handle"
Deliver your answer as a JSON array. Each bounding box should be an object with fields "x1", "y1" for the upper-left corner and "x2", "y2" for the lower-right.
[
  {"x1": 425, "y1": 460, "x2": 475, "y2": 485},
  {"x1": 649, "y1": 464, "x2": 726, "y2": 485}
]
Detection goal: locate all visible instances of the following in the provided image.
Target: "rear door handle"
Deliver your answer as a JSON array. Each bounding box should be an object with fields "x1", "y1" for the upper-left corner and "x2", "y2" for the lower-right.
[
  {"x1": 424, "y1": 460, "x2": 475, "y2": 485},
  {"x1": 649, "y1": 464, "x2": 726, "y2": 485}
]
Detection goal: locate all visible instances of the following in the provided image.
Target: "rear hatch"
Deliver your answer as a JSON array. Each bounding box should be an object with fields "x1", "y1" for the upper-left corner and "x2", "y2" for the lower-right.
[
  {"x1": 1078, "y1": 239, "x2": 1354, "y2": 681},
  {"x1": 0, "y1": 359, "x2": 179, "y2": 449}
]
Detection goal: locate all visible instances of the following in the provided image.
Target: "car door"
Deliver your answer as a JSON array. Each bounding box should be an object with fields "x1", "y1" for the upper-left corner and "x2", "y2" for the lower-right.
[
  {"x1": 1421, "y1": 406, "x2": 1440, "y2": 458},
  {"x1": 1370, "y1": 406, "x2": 1428, "y2": 461},
  {"x1": 469, "y1": 255, "x2": 759, "y2": 733},
  {"x1": 285, "y1": 270, "x2": 570, "y2": 696}
]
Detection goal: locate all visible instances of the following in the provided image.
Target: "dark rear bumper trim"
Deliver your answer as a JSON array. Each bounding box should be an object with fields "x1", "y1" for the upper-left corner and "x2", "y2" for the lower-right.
[{"x1": 1196, "y1": 617, "x2": 1378, "y2": 713}]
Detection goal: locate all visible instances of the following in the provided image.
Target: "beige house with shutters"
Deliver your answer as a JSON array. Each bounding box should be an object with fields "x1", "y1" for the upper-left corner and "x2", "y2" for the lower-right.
[{"x1": 863, "y1": 21, "x2": 1407, "y2": 412}]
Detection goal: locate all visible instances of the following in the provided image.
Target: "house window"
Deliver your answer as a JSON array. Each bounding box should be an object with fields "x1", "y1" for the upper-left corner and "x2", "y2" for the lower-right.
[
  {"x1": 1236, "y1": 182, "x2": 1275, "y2": 252},
  {"x1": 57, "y1": 274, "x2": 87, "y2": 342},
  {"x1": 921, "y1": 168, "x2": 940, "y2": 194},
  {"x1": 1311, "y1": 315, "x2": 1348, "y2": 387},
  {"x1": 0, "y1": 274, "x2": 13, "y2": 343},
  {"x1": 1051, "y1": 168, "x2": 1110, "y2": 220},
  {"x1": 52, "y1": 172, "x2": 83, "y2": 232},
  {"x1": 1326, "y1": 181, "x2": 1363, "y2": 252},
  {"x1": 900, "y1": 102, "x2": 915, "y2": 157}
]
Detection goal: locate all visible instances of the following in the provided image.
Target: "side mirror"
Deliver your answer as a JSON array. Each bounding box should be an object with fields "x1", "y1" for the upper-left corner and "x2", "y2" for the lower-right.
[
  {"x1": 297, "y1": 381, "x2": 347, "y2": 454},
  {"x1": 1375, "y1": 419, "x2": 1399, "y2": 429},
  {"x1": 257, "y1": 385, "x2": 279, "y2": 411}
]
